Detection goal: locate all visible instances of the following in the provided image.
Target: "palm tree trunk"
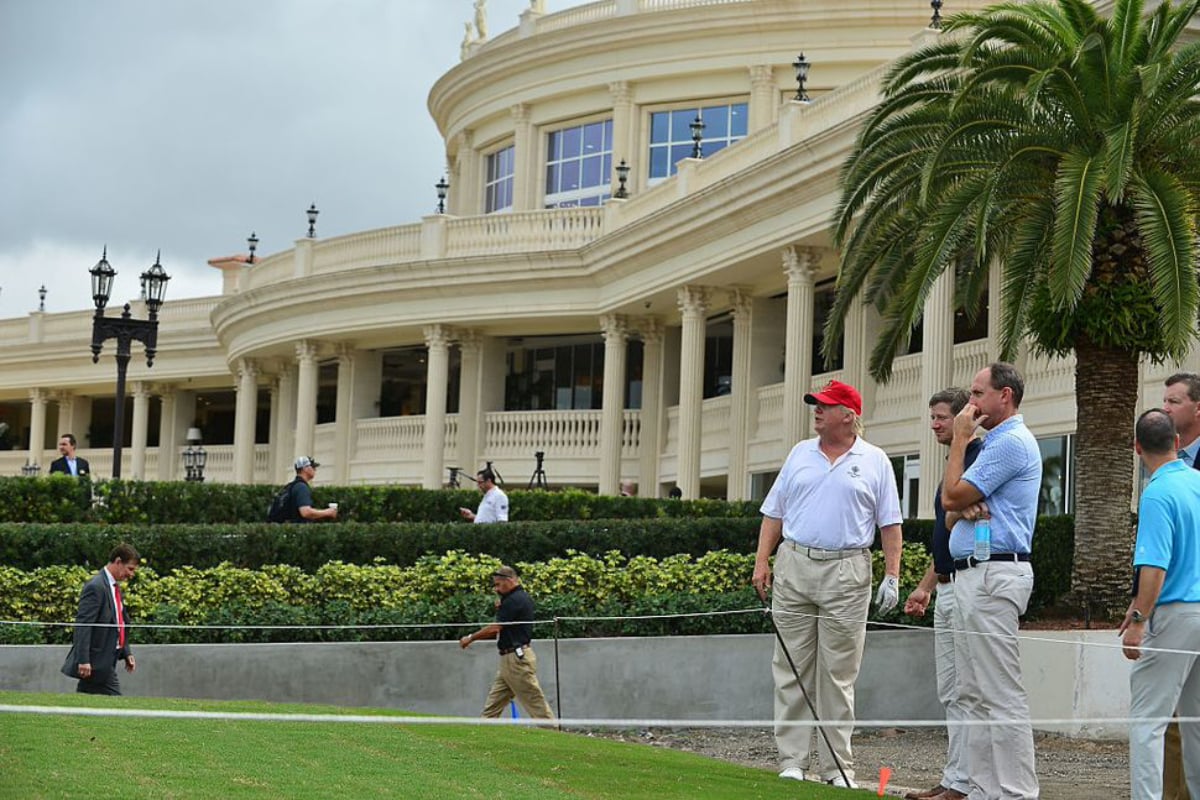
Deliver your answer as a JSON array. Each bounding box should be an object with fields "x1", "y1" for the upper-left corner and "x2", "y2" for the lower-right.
[{"x1": 1068, "y1": 337, "x2": 1138, "y2": 617}]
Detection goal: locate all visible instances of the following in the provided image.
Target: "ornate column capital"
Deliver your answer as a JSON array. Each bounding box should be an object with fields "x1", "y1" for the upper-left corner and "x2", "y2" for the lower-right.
[
  {"x1": 782, "y1": 246, "x2": 820, "y2": 284},
  {"x1": 636, "y1": 316, "x2": 664, "y2": 344},
  {"x1": 510, "y1": 103, "x2": 531, "y2": 124},
  {"x1": 600, "y1": 313, "x2": 629, "y2": 342},
  {"x1": 676, "y1": 286, "x2": 710, "y2": 318},
  {"x1": 608, "y1": 80, "x2": 632, "y2": 105},
  {"x1": 456, "y1": 328, "x2": 483, "y2": 353},
  {"x1": 50, "y1": 389, "x2": 74, "y2": 404},
  {"x1": 728, "y1": 288, "x2": 754, "y2": 321},
  {"x1": 749, "y1": 64, "x2": 775, "y2": 89},
  {"x1": 295, "y1": 340, "x2": 319, "y2": 364},
  {"x1": 131, "y1": 381, "x2": 153, "y2": 399},
  {"x1": 236, "y1": 358, "x2": 260, "y2": 381},
  {"x1": 424, "y1": 324, "x2": 452, "y2": 350},
  {"x1": 28, "y1": 387, "x2": 48, "y2": 405}
]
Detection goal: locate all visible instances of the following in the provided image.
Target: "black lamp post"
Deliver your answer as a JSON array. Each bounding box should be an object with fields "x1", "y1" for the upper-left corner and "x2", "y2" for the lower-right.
[
  {"x1": 793, "y1": 53, "x2": 811, "y2": 102},
  {"x1": 89, "y1": 247, "x2": 170, "y2": 479},
  {"x1": 689, "y1": 115, "x2": 705, "y2": 159},
  {"x1": 20, "y1": 460, "x2": 41, "y2": 477},
  {"x1": 435, "y1": 176, "x2": 450, "y2": 214},
  {"x1": 247, "y1": 231, "x2": 259, "y2": 264},
  {"x1": 38, "y1": 285, "x2": 47, "y2": 312},
  {"x1": 929, "y1": 0, "x2": 943, "y2": 28},
  {"x1": 306, "y1": 203, "x2": 320, "y2": 238},
  {"x1": 614, "y1": 159, "x2": 630, "y2": 199},
  {"x1": 182, "y1": 427, "x2": 207, "y2": 482}
]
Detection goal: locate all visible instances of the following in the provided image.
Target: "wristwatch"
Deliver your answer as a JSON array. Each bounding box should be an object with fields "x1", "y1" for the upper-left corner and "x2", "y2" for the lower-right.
[{"x1": 1130, "y1": 608, "x2": 1148, "y2": 624}]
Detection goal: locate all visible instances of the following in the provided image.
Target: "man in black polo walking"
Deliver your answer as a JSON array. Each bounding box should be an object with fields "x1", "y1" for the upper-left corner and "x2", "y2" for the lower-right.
[{"x1": 460, "y1": 566, "x2": 555, "y2": 720}]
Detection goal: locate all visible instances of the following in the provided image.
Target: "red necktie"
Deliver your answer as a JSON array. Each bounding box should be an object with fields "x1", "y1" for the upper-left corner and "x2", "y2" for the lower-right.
[{"x1": 114, "y1": 584, "x2": 126, "y2": 650}]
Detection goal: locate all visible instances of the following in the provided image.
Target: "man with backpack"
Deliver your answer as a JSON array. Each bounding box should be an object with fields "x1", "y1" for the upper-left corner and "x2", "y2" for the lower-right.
[{"x1": 268, "y1": 456, "x2": 338, "y2": 523}]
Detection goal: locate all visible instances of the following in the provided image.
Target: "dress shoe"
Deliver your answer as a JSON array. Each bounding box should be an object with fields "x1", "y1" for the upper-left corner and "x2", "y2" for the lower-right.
[{"x1": 906, "y1": 786, "x2": 951, "y2": 800}]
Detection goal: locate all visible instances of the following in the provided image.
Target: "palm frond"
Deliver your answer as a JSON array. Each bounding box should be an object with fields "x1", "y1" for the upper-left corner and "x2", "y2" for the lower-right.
[
  {"x1": 1049, "y1": 150, "x2": 1105, "y2": 307},
  {"x1": 1129, "y1": 168, "x2": 1199, "y2": 355}
]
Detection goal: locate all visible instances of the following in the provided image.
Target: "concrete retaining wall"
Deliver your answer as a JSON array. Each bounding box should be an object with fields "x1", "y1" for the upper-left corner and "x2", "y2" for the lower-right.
[{"x1": 0, "y1": 629, "x2": 1129, "y2": 737}]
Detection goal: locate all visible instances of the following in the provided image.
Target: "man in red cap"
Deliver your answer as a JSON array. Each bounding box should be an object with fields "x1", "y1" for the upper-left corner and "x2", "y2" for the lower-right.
[{"x1": 753, "y1": 379, "x2": 903, "y2": 789}]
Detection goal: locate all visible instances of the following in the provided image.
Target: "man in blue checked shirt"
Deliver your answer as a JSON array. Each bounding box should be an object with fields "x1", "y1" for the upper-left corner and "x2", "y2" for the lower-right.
[{"x1": 941, "y1": 363, "x2": 1042, "y2": 800}]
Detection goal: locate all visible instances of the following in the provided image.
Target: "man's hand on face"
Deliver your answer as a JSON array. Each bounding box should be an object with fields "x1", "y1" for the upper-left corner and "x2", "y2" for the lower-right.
[{"x1": 953, "y1": 402, "x2": 985, "y2": 440}]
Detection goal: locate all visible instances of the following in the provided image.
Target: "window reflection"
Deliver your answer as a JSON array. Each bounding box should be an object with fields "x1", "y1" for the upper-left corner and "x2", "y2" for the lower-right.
[{"x1": 648, "y1": 102, "x2": 748, "y2": 181}]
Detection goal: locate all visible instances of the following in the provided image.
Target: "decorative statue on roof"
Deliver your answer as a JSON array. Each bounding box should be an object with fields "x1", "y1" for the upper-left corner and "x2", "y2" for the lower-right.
[
  {"x1": 460, "y1": 21, "x2": 476, "y2": 59},
  {"x1": 530, "y1": 0, "x2": 546, "y2": 12},
  {"x1": 474, "y1": 0, "x2": 488, "y2": 41}
]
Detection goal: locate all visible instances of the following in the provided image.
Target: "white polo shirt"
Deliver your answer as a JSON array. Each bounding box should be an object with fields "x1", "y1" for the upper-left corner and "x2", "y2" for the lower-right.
[
  {"x1": 474, "y1": 486, "x2": 509, "y2": 524},
  {"x1": 760, "y1": 436, "x2": 902, "y2": 550}
]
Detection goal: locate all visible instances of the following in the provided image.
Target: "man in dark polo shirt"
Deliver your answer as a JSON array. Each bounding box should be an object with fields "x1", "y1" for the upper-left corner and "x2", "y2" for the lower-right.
[
  {"x1": 459, "y1": 566, "x2": 555, "y2": 720},
  {"x1": 904, "y1": 388, "x2": 983, "y2": 800}
]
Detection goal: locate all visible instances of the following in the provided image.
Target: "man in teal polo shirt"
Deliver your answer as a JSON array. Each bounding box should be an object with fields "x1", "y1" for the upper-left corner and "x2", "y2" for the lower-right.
[{"x1": 1121, "y1": 409, "x2": 1200, "y2": 800}]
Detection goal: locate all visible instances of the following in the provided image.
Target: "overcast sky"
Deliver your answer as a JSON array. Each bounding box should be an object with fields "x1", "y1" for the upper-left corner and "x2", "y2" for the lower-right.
[{"x1": 0, "y1": 0, "x2": 587, "y2": 320}]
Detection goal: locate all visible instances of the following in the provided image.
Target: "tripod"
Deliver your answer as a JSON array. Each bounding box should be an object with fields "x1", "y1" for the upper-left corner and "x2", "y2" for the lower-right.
[
  {"x1": 446, "y1": 466, "x2": 462, "y2": 489},
  {"x1": 485, "y1": 460, "x2": 504, "y2": 486},
  {"x1": 528, "y1": 451, "x2": 548, "y2": 490}
]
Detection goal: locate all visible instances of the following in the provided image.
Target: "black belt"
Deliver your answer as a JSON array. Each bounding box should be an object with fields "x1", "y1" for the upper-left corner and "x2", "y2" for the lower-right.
[
  {"x1": 953, "y1": 552, "x2": 1031, "y2": 571},
  {"x1": 498, "y1": 644, "x2": 530, "y2": 655}
]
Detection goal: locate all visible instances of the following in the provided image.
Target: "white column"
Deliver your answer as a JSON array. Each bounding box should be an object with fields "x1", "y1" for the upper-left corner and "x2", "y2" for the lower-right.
[
  {"x1": 457, "y1": 330, "x2": 484, "y2": 473},
  {"x1": 273, "y1": 365, "x2": 297, "y2": 481},
  {"x1": 511, "y1": 103, "x2": 536, "y2": 211},
  {"x1": 451, "y1": 129, "x2": 476, "y2": 216},
  {"x1": 333, "y1": 346, "x2": 355, "y2": 485},
  {"x1": 843, "y1": 288, "x2": 882, "y2": 414},
  {"x1": 638, "y1": 318, "x2": 665, "y2": 496},
  {"x1": 294, "y1": 342, "x2": 319, "y2": 461},
  {"x1": 782, "y1": 247, "x2": 818, "y2": 446},
  {"x1": 728, "y1": 289, "x2": 754, "y2": 500},
  {"x1": 53, "y1": 391, "x2": 74, "y2": 438},
  {"x1": 676, "y1": 286, "x2": 709, "y2": 499},
  {"x1": 598, "y1": 314, "x2": 629, "y2": 495},
  {"x1": 918, "y1": 271, "x2": 957, "y2": 517},
  {"x1": 27, "y1": 388, "x2": 47, "y2": 468},
  {"x1": 156, "y1": 387, "x2": 177, "y2": 480},
  {"x1": 748, "y1": 65, "x2": 778, "y2": 132},
  {"x1": 609, "y1": 81, "x2": 634, "y2": 191},
  {"x1": 233, "y1": 359, "x2": 259, "y2": 484},
  {"x1": 422, "y1": 325, "x2": 452, "y2": 489},
  {"x1": 130, "y1": 381, "x2": 151, "y2": 480}
]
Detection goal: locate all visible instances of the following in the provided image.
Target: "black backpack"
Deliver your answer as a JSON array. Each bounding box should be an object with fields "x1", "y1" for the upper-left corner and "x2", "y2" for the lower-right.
[{"x1": 266, "y1": 479, "x2": 299, "y2": 523}]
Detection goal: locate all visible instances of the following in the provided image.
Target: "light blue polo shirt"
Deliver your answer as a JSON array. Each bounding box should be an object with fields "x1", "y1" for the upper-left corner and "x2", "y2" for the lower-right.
[
  {"x1": 948, "y1": 414, "x2": 1042, "y2": 558},
  {"x1": 1135, "y1": 459, "x2": 1200, "y2": 604}
]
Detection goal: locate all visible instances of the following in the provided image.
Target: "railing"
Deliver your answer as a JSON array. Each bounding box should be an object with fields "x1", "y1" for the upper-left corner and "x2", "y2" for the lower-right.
[
  {"x1": 535, "y1": 0, "x2": 617, "y2": 33},
  {"x1": 812, "y1": 370, "x2": 845, "y2": 391},
  {"x1": 484, "y1": 409, "x2": 604, "y2": 457},
  {"x1": 444, "y1": 208, "x2": 604, "y2": 258},
  {"x1": 952, "y1": 340, "x2": 991, "y2": 388},
  {"x1": 242, "y1": 252, "x2": 293, "y2": 290},
  {"x1": 0, "y1": 318, "x2": 26, "y2": 347},
  {"x1": 311, "y1": 224, "x2": 423, "y2": 275},
  {"x1": 313, "y1": 423, "x2": 337, "y2": 472},
  {"x1": 751, "y1": 383, "x2": 783, "y2": 443},
  {"x1": 873, "y1": 354, "x2": 922, "y2": 422},
  {"x1": 1024, "y1": 351, "x2": 1076, "y2": 399}
]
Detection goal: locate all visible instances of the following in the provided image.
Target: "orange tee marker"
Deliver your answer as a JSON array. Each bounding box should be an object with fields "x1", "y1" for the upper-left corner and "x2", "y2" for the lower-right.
[{"x1": 877, "y1": 767, "x2": 892, "y2": 796}]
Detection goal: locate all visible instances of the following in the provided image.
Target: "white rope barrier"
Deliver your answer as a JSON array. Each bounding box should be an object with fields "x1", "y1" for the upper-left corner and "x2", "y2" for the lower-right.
[{"x1": 0, "y1": 704, "x2": 1195, "y2": 728}]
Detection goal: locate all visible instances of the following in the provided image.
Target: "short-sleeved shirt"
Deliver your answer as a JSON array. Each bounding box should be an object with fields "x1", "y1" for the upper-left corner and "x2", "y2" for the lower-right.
[
  {"x1": 948, "y1": 415, "x2": 1042, "y2": 558},
  {"x1": 496, "y1": 586, "x2": 535, "y2": 650},
  {"x1": 760, "y1": 436, "x2": 903, "y2": 550},
  {"x1": 475, "y1": 487, "x2": 509, "y2": 524},
  {"x1": 287, "y1": 480, "x2": 315, "y2": 524},
  {"x1": 932, "y1": 438, "x2": 982, "y2": 575},
  {"x1": 1135, "y1": 460, "x2": 1200, "y2": 605}
]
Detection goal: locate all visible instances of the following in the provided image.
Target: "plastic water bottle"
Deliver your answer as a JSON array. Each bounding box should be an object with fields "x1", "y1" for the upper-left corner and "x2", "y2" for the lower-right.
[{"x1": 973, "y1": 518, "x2": 991, "y2": 561}]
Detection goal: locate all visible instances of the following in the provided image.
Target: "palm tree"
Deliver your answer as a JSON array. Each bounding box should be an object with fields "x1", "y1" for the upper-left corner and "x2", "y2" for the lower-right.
[{"x1": 829, "y1": 0, "x2": 1200, "y2": 613}]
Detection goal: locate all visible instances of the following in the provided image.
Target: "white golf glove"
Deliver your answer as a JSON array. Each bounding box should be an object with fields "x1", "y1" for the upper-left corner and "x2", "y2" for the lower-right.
[{"x1": 875, "y1": 575, "x2": 900, "y2": 613}]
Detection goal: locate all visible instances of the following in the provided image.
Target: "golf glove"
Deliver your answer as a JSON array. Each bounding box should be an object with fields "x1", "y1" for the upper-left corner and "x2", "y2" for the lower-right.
[{"x1": 875, "y1": 575, "x2": 899, "y2": 613}]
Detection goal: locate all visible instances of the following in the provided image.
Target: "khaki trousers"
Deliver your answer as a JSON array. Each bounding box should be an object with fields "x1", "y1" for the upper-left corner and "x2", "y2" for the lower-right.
[
  {"x1": 482, "y1": 645, "x2": 555, "y2": 720},
  {"x1": 770, "y1": 544, "x2": 871, "y2": 782},
  {"x1": 1165, "y1": 718, "x2": 1192, "y2": 800},
  {"x1": 952, "y1": 561, "x2": 1037, "y2": 800},
  {"x1": 1130, "y1": 603, "x2": 1200, "y2": 800},
  {"x1": 935, "y1": 581, "x2": 971, "y2": 795}
]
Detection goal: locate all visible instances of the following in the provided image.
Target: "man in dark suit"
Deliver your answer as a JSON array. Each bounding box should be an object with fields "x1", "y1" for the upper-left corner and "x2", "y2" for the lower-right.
[
  {"x1": 47, "y1": 433, "x2": 90, "y2": 477},
  {"x1": 61, "y1": 543, "x2": 139, "y2": 695}
]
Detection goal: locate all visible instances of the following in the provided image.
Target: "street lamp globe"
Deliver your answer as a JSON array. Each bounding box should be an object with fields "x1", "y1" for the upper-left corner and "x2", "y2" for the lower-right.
[{"x1": 90, "y1": 247, "x2": 116, "y2": 311}]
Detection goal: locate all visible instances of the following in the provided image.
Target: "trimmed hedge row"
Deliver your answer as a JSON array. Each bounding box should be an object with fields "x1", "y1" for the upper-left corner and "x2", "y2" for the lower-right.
[
  {"x1": 0, "y1": 476, "x2": 758, "y2": 524},
  {"x1": 0, "y1": 515, "x2": 1074, "y2": 616}
]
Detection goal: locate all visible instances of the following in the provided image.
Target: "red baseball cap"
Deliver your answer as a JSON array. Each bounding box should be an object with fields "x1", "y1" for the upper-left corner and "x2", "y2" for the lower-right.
[{"x1": 804, "y1": 380, "x2": 862, "y2": 416}]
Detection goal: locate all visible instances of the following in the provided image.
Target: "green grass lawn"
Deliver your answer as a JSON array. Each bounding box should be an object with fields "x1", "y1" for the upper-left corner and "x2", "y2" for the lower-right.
[{"x1": 0, "y1": 692, "x2": 876, "y2": 799}]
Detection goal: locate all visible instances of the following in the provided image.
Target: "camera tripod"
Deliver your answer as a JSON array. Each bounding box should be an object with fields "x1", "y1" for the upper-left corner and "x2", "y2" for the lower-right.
[
  {"x1": 446, "y1": 466, "x2": 462, "y2": 489},
  {"x1": 528, "y1": 451, "x2": 548, "y2": 490}
]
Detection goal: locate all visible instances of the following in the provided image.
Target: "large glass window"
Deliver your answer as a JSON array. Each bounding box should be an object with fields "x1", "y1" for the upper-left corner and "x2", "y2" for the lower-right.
[
  {"x1": 503, "y1": 335, "x2": 643, "y2": 411},
  {"x1": 485, "y1": 144, "x2": 515, "y2": 213},
  {"x1": 954, "y1": 291, "x2": 990, "y2": 343},
  {"x1": 648, "y1": 102, "x2": 748, "y2": 181},
  {"x1": 889, "y1": 454, "x2": 921, "y2": 518},
  {"x1": 379, "y1": 347, "x2": 461, "y2": 417},
  {"x1": 1038, "y1": 434, "x2": 1073, "y2": 515},
  {"x1": 544, "y1": 119, "x2": 613, "y2": 208},
  {"x1": 812, "y1": 283, "x2": 845, "y2": 373},
  {"x1": 705, "y1": 317, "x2": 734, "y2": 399}
]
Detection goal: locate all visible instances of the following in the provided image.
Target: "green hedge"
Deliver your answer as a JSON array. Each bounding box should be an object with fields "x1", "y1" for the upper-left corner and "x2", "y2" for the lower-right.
[{"x1": 0, "y1": 477, "x2": 758, "y2": 524}]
